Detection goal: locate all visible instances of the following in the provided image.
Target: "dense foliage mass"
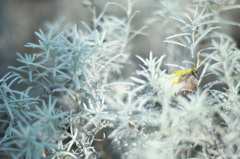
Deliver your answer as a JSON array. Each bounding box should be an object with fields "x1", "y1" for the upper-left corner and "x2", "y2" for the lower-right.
[{"x1": 0, "y1": 0, "x2": 240, "y2": 158}]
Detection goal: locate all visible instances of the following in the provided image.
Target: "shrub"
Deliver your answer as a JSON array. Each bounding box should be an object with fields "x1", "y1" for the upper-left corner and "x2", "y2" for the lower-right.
[{"x1": 1, "y1": 0, "x2": 240, "y2": 158}]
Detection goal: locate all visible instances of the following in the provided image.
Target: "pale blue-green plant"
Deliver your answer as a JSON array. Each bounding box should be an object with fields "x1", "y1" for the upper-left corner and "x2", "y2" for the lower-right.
[{"x1": 0, "y1": 0, "x2": 240, "y2": 159}]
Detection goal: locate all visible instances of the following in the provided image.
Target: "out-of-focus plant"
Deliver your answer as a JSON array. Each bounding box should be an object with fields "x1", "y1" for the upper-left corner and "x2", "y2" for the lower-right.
[{"x1": 0, "y1": 0, "x2": 240, "y2": 159}]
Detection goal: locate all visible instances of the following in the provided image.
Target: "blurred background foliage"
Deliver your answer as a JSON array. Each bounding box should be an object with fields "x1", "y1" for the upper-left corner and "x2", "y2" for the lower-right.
[{"x1": 0, "y1": 0, "x2": 239, "y2": 80}]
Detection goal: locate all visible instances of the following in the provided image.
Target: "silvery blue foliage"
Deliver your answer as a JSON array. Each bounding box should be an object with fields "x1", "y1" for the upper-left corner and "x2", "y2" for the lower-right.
[{"x1": 0, "y1": 0, "x2": 240, "y2": 158}]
